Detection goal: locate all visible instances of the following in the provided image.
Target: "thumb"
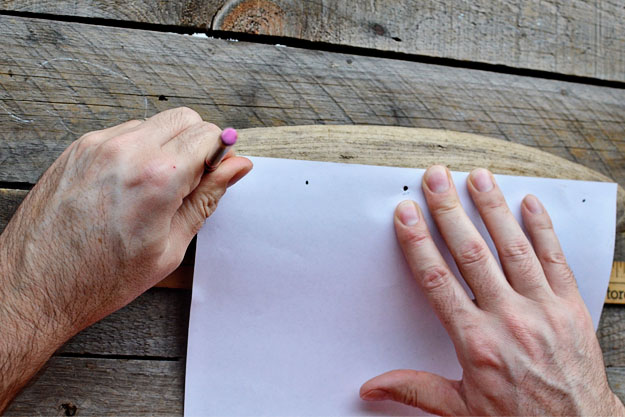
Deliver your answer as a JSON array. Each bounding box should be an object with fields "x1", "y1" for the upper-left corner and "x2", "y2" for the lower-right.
[
  {"x1": 173, "y1": 155, "x2": 253, "y2": 240},
  {"x1": 360, "y1": 369, "x2": 467, "y2": 416}
]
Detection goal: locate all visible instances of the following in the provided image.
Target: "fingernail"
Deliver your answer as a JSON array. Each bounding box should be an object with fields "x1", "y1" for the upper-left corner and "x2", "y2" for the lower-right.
[
  {"x1": 470, "y1": 168, "x2": 493, "y2": 192},
  {"x1": 425, "y1": 165, "x2": 449, "y2": 193},
  {"x1": 524, "y1": 195, "x2": 544, "y2": 214},
  {"x1": 361, "y1": 389, "x2": 391, "y2": 401},
  {"x1": 397, "y1": 201, "x2": 419, "y2": 226}
]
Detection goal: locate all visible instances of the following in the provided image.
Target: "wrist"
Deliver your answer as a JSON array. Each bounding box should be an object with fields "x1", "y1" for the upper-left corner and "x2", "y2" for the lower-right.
[
  {"x1": 0, "y1": 232, "x2": 72, "y2": 412},
  {"x1": 607, "y1": 392, "x2": 625, "y2": 417}
]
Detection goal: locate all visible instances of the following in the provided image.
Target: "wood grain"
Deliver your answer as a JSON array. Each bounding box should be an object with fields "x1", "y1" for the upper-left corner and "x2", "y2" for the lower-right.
[
  {"x1": 58, "y1": 286, "x2": 625, "y2": 368},
  {"x1": 4, "y1": 352, "x2": 625, "y2": 415},
  {"x1": 608, "y1": 367, "x2": 625, "y2": 404},
  {"x1": 43, "y1": 288, "x2": 625, "y2": 368},
  {"x1": 2, "y1": 1, "x2": 625, "y2": 82},
  {"x1": 3, "y1": 125, "x2": 624, "y2": 256},
  {"x1": 1, "y1": 16, "x2": 625, "y2": 192},
  {"x1": 235, "y1": 125, "x2": 625, "y2": 229},
  {"x1": 4, "y1": 356, "x2": 184, "y2": 416},
  {"x1": 58, "y1": 288, "x2": 191, "y2": 358},
  {"x1": 0, "y1": 188, "x2": 25, "y2": 234}
]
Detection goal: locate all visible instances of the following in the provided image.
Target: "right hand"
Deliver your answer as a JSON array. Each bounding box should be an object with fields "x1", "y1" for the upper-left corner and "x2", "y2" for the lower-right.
[{"x1": 360, "y1": 166, "x2": 624, "y2": 416}]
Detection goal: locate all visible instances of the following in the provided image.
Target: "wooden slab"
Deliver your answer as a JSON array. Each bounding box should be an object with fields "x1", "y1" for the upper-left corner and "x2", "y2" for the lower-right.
[
  {"x1": 58, "y1": 288, "x2": 190, "y2": 358},
  {"x1": 234, "y1": 125, "x2": 625, "y2": 229},
  {"x1": 4, "y1": 343, "x2": 625, "y2": 415},
  {"x1": 43, "y1": 289, "x2": 625, "y2": 370},
  {"x1": 2, "y1": 1, "x2": 625, "y2": 82},
  {"x1": 47, "y1": 287, "x2": 625, "y2": 368},
  {"x1": 2, "y1": 125, "x2": 624, "y2": 294},
  {"x1": 2, "y1": 124, "x2": 623, "y2": 237},
  {"x1": 0, "y1": 16, "x2": 624, "y2": 191},
  {"x1": 4, "y1": 356, "x2": 184, "y2": 416}
]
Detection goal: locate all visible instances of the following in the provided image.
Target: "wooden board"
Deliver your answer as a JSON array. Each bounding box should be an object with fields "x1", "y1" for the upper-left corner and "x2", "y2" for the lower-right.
[
  {"x1": 39, "y1": 288, "x2": 625, "y2": 368},
  {"x1": 58, "y1": 288, "x2": 190, "y2": 358},
  {"x1": 1, "y1": 16, "x2": 625, "y2": 191},
  {"x1": 2, "y1": 12, "x2": 625, "y2": 413},
  {"x1": 4, "y1": 357, "x2": 184, "y2": 416},
  {"x1": 4, "y1": 338, "x2": 625, "y2": 415},
  {"x1": 2, "y1": 126, "x2": 623, "y2": 231},
  {"x1": 2, "y1": 125, "x2": 624, "y2": 298},
  {"x1": 2, "y1": 1, "x2": 625, "y2": 82}
]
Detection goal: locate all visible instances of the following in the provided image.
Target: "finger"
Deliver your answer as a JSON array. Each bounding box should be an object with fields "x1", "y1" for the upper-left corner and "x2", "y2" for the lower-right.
[
  {"x1": 161, "y1": 121, "x2": 222, "y2": 191},
  {"x1": 360, "y1": 369, "x2": 468, "y2": 416},
  {"x1": 97, "y1": 119, "x2": 144, "y2": 141},
  {"x1": 169, "y1": 156, "x2": 253, "y2": 247},
  {"x1": 77, "y1": 119, "x2": 143, "y2": 146},
  {"x1": 395, "y1": 201, "x2": 479, "y2": 334},
  {"x1": 422, "y1": 165, "x2": 512, "y2": 307},
  {"x1": 136, "y1": 107, "x2": 203, "y2": 145},
  {"x1": 521, "y1": 195, "x2": 579, "y2": 299},
  {"x1": 467, "y1": 169, "x2": 552, "y2": 299}
]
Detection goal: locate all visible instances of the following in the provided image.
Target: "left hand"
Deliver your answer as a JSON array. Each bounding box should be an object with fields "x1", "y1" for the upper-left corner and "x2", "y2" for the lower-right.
[{"x1": 0, "y1": 108, "x2": 252, "y2": 411}]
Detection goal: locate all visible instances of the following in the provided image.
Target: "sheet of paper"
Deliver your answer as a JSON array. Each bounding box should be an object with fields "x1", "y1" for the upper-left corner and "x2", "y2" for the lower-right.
[{"x1": 185, "y1": 157, "x2": 616, "y2": 416}]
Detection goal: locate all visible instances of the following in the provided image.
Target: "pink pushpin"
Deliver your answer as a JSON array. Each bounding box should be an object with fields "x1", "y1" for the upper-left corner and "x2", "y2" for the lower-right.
[{"x1": 205, "y1": 127, "x2": 238, "y2": 172}]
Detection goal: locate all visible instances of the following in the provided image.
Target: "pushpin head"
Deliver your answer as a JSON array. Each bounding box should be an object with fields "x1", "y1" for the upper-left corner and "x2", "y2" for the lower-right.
[{"x1": 221, "y1": 128, "x2": 238, "y2": 146}]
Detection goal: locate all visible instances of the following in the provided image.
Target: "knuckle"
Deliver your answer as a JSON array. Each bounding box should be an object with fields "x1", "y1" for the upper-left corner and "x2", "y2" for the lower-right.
[
  {"x1": 502, "y1": 312, "x2": 544, "y2": 358},
  {"x1": 463, "y1": 332, "x2": 504, "y2": 369},
  {"x1": 196, "y1": 191, "x2": 221, "y2": 220},
  {"x1": 456, "y1": 240, "x2": 491, "y2": 267},
  {"x1": 399, "y1": 228, "x2": 430, "y2": 248},
  {"x1": 199, "y1": 121, "x2": 220, "y2": 134},
  {"x1": 79, "y1": 131, "x2": 101, "y2": 145},
  {"x1": 75, "y1": 132, "x2": 103, "y2": 155},
  {"x1": 499, "y1": 238, "x2": 533, "y2": 262},
  {"x1": 398, "y1": 388, "x2": 419, "y2": 408},
  {"x1": 172, "y1": 106, "x2": 202, "y2": 125},
  {"x1": 540, "y1": 250, "x2": 568, "y2": 267},
  {"x1": 133, "y1": 158, "x2": 174, "y2": 190},
  {"x1": 430, "y1": 198, "x2": 461, "y2": 217},
  {"x1": 533, "y1": 217, "x2": 554, "y2": 232},
  {"x1": 98, "y1": 138, "x2": 125, "y2": 160},
  {"x1": 419, "y1": 265, "x2": 452, "y2": 292},
  {"x1": 480, "y1": 194, "x2": 508, "y2": 214}
]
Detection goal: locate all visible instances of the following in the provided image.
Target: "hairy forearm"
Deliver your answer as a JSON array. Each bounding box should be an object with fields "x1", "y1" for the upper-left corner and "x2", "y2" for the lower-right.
[{"x1": 0, "y1": 231, "x2": 68, "y2": 413}]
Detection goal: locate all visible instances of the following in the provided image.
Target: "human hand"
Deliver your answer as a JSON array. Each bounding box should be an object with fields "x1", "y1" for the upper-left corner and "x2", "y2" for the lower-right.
[
  {"x1": 0, "y1": 108, "x2": 251, "y2": 409},
  {"x1": 359, "y1": 166, "x2": 624, "y2": 416}
]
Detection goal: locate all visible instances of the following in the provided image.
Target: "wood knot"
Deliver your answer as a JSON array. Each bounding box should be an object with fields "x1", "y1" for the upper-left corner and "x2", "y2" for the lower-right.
[
  {"x1": 213, "y1": 0, "x2": 286, "y2": 35},
  {"x1": 61, "y1": 402, "x2": 77, "y2": 416}
]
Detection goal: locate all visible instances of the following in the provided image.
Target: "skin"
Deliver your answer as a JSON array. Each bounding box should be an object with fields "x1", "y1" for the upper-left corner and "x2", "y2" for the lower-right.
[
  {"x1": 0, "y1": 112, "x2": 621, "y2": 415},
  {"x1": 0, "y1": 108, "x2": 252, "y2": 412},
  {"x1": 359, "y1": 165, "x2": 625, "y2": 416}
]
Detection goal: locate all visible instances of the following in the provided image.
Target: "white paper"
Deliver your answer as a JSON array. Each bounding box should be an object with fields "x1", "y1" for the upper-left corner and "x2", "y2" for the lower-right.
[{"x1": 185, "y1": 157, "x2": 616, "y2": 416}]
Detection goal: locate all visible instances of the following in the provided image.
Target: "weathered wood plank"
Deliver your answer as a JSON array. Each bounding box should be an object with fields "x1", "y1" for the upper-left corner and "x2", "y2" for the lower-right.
[
  {"x1": 58, "y1": 288, "x2": 190, "y2": 358},
  {"x1": 600, "y1": 305, "x2": 625, "y2": 368},
  {"x1": 5, "y1": 355, "x2": 625, "y2": 415},
  {"x1": 608, "y1": 367, "x2": 625, "y2": 405},
  {"x1": 1, "y1": 17, "x2": 624, "y2": 195},
  {"x1": 4, "y1": 357, "x2": 184, "y2": 416},
  {"x1": 0, "y1": 188, "x2": 24, "y2": 234},
  {"x1": 3, "y1": 125, "x2": 624, "y2": 254},
  {"x1": 4, "y1": 244, "x2": 624, "y2": 366},
  {"x1": 52, "y1": 289, "x2": 625, "y2": 365},
  {"x1": 2, "y1": 0, "x2": 625, "y2": 83}
]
